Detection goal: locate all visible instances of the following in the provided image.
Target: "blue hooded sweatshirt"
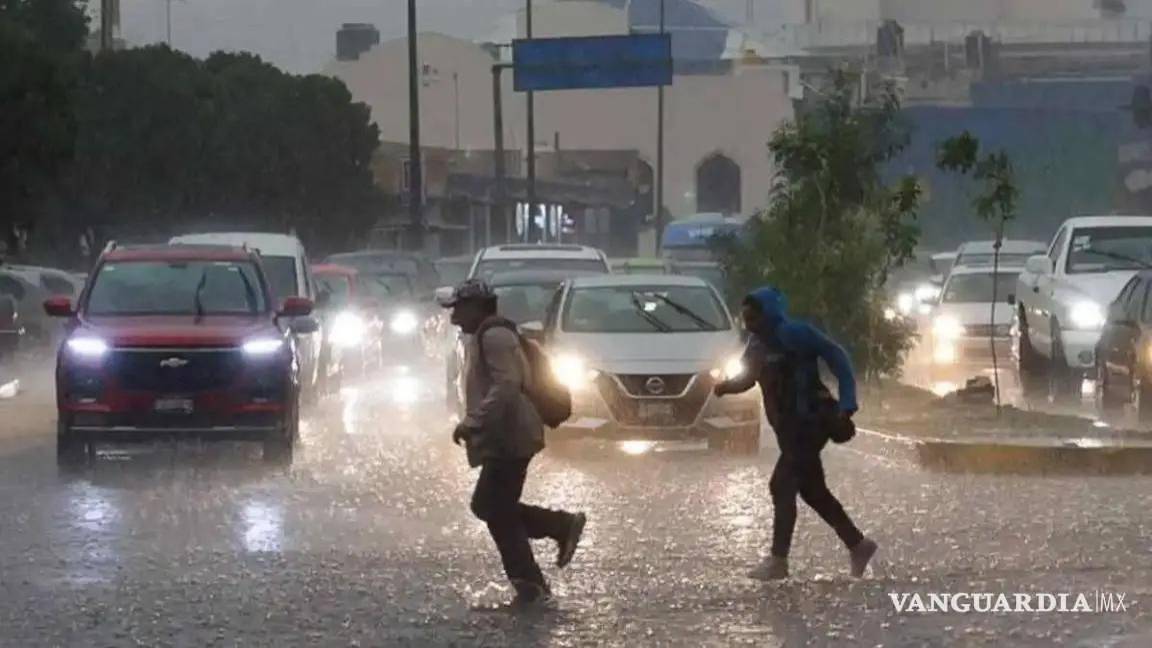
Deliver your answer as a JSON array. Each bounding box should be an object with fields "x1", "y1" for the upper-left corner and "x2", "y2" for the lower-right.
[{"x1": 747, "y1": 286, "x2": 859, "y2": 415}]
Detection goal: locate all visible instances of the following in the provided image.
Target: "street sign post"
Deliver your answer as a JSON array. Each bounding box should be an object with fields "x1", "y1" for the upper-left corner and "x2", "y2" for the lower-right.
[{"x1": 512, "y1": 34, "x2": 673, "y2": 92}]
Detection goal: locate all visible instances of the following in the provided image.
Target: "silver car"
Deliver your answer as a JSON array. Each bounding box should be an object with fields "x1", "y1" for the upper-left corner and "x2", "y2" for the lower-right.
[{"x1": 527, "y1": 274, "x2": 761, "y2": 453}]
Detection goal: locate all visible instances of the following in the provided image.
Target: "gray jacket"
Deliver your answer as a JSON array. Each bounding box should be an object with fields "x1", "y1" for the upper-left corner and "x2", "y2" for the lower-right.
[{"x1": 461, "y1": 320, "x2": 545, "y2": 467}]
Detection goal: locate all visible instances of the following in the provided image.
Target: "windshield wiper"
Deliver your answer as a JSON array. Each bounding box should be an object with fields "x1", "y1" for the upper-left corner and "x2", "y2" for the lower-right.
[
  {"x1": 236, "y1": 269, "x2": 259, "y2": 313},
  {"x1": 193, "y1": 269, "x2": 208, "y2": 322},
  {"x1": 649, "y1": 293, "x2": 719, "y2": 331},
  {"x1": 629, "y1": 292, "x2": 672, "y2": 332}
]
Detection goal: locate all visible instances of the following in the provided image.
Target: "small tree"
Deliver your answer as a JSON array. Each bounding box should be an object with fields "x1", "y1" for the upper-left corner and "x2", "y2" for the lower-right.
[
  {"x1": 937, "y1": 131, "x2": 1020, "y2": 409},
  {"x1": 713, "y1": 71, "x2": 922, "y2": 379}
]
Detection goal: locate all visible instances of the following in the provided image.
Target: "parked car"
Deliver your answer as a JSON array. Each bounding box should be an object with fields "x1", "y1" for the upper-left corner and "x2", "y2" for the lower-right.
[
  {"x1": 324, "y1": 250, "x2": 440, "y2": 295},
  {"x1": 611, "y1": 257, "x2": 670, "y2": 275},
  {"x1": 953, "y1": 240, "x2": 1047, "y2": 270},
  {"x1": 1091, "y1": 269, "x2": 1152, "y2": 424},
  {"x1": 170, "y1": 232, "x2": 324, "y2": 403},
  {"x1": 0, "y1": 264, "x2": 84, "y2": 349},
  {"x1": 529, "y1": 274, "x2": 761, "y2": 452},
  {"x1": 443, "y1": 268, "x2": 599, "y2": 414},
  {"x1": 927, "y1": 265, "x2": 1022, "y2": 380},
  {"x1": 464, "y1": 244, "x2": 611, "y2": 281},
  {"x1": 1016, "y1": 216, "x2": 1152, "y2": 402},
  {"x1": 45, "y1": 243, "x2": 318, "y2": 467},
  {"x1": 313, "y1": 264, "x2": 385, "y2": 382}
]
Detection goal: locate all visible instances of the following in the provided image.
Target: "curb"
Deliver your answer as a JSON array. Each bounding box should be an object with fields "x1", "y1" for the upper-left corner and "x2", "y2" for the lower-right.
[{"x1": 848, "y1": 427, "x2": 1152, "y2": 475}]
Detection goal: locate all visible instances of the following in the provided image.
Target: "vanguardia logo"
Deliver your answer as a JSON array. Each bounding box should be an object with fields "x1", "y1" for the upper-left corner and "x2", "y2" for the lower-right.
[{"x1": 889, "y1": 591, "x2": 1131, "y2": 614}]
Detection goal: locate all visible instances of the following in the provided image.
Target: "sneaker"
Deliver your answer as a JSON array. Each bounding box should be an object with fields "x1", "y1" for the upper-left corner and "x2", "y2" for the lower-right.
[
  {"x1": 849, "y1": 537, "x2": 878, "y2": 578},
  {"x1": 511, "y1": 580, "x2": 554, "y2": 608},
  {"x1": 556, "y1": 512, "x2": 586, "y2": 569},
  {"x1": 748, "y1": 556, "x2": 789, "y2": 581}
]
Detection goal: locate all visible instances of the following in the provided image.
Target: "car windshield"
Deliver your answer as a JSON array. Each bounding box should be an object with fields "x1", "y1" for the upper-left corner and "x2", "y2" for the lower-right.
[
  {"x1": 316, "y1": 274, "x2": 353, "y2": 308},
  {"x1": 942, "y1": 273, "x2": 1020, "y2": 303},
  {"x1": 955, "y1": 253, "x2": 1037, "y2": 267},
  {"x1": 1067, "y1": 227, "x2": 1152, "y2": 273},
  {"x1": 474, "y1": 258, "x2": 607, "y2": 281},
  {"x1": 562, "y1": 285, "x2": 729, "y2": 333},
  {"x1": 261, "y1": 255, "x2": 299, "y2": 301},
  {"x1": 357, "y1": 272, "x2": 414, "y2": 301},
  {"x1": 330, "y1": 253, "x2": 419, "y2": 276},
  {"x1": 493, "y1": 282, "x2": 561, "y2": 324},
  {"x1": 86, "y1": 260, "x2": 267, "y2": 316},
  {"x1": 672, "y1": 264, "x2": 726, "y2": 290},
  {"x1": 435, "y1": 260, "x2": 471, "y2": 287}
]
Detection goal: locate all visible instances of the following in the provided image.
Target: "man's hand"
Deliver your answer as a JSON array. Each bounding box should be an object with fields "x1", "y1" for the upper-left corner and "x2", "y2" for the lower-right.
[{"x1": 452, "y1": 422, "x2": 477, "y2": 446}]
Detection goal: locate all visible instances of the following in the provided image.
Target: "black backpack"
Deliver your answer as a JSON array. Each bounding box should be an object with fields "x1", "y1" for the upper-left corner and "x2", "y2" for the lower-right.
[
  {"x1": 777, "y1": 348, "x2": 856, "y2": 444},
  {"x1": 475, "y1": 318, "x2": 573, "y2": 428}
]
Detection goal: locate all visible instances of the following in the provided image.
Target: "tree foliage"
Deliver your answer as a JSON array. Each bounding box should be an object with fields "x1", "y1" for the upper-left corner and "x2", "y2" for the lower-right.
[
  {"x1": 713, "y1": 71, "x2": 922, "y2": 377},
  {"x1": 2, "y1": 0, "x2": 383, "y2": 264}
]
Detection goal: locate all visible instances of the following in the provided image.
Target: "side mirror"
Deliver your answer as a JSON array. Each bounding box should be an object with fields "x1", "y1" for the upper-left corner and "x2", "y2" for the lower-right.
[
  {"x1": 44, "y1": 296, "x2": 74, "y2": 318},
  {"x1": 1025, "y1": 255, "x2": 1052, "y2": 276},
  {"x1": 520, "y1": 320, "x2": 545, "y2": 341},
  {"x1": 279, "y1": 296, "x2": 314, "y2": 317},
  {"x1": 434, "y1": 286, "x2": 455, "y2": 308},
  {"x1": 1006, "y1": 294, "x2": 1016, "y2": 306},
  {"x1": 289, "y1": 316, "x2": 320, "y2": 335}
]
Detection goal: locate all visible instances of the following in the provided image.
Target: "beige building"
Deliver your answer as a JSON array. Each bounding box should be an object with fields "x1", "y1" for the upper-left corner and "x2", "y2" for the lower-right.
[{"x1": 325, "y1": 2, "x2": 795, "y2": 245}]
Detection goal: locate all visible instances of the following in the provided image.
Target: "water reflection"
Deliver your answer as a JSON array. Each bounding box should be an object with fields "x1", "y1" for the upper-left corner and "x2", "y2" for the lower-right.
[{"x1": 242, "y1": 499, "x2": 283, "y2": 552}]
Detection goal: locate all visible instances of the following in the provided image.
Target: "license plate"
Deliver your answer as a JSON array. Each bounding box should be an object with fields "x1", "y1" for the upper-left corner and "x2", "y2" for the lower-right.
[
  {"x1": 154, "y1": 397, "x2": 194, "y2": 414},
  {"x1": 638, "y1": 401, "x2": 674, "y2": 420}
]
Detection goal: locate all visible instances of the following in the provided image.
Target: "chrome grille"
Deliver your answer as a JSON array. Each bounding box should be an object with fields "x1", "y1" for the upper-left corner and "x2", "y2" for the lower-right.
[
  {"x1": 108, "y1": 348, "x2": 245, "y2": 392},
  {"x1": 595, "y1": 372, "x2": 712, "y2": 426}
]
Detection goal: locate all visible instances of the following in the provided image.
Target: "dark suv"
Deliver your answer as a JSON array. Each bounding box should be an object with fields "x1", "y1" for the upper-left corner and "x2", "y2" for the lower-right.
[{"x1": 45, "y1": 244, "x2": 317, "y2": 467}]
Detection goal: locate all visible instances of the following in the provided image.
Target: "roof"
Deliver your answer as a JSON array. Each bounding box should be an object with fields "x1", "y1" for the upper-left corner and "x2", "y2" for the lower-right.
[
  {"x1": 947, "y1": 264, "x2": 1027, "y2": 276},
  {"x1": 957, "y1": 240, "x2": 1047, "y2": 254},
  {"x1": 611, "y1": 257, "x2": 667, "y2": 267},
  {"x1": 1063, "y1": 215, "x2": 1152, "y2": 228},
  {"x1": 170, "y1": 232, "x2": 305, "y2": 256},
  {"x1": 313, "y1": 264, "x2": 358, "y2": 277},
  {"x1": 569, "y1": 273, "x2": 711, "y2": 288},
  {"x1": 103, "y1": 245, "x2": 255, "y2": 262},
  {"x1": 478, "y1": 244, "x2": 607, "y2": 261},
  {"x1": 490, "y1": 269, "x2": 600, "y2": 286}
]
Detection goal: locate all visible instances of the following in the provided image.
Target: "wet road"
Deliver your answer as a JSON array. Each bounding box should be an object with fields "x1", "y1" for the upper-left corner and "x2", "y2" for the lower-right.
[{"x1": 1, "y1": 359, "x2": 1151, "y2": 646}]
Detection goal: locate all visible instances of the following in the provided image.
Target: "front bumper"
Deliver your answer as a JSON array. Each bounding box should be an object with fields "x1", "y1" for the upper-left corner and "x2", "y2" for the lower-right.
[
  {"x1": 1059, "y1": 329, "x2": 1101, "y2": 370},
  {"x1": 554, "y1": 372, "x2": 761, "y2": 441},
  {"x1": 932, "y1": 336, "x2": 1012, "y2": 365},
  {"x1": 63, "y1": 408, "x2": 283, "y2": 441}
]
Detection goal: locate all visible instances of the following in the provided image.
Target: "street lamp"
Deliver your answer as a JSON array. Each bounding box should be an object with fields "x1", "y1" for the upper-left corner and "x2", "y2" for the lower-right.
[{"x1": 406, "y1": 0, "x2": 425, "y2": 251}]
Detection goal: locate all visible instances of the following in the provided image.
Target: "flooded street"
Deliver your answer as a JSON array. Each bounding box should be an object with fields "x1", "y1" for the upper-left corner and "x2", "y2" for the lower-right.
[{"x1": 0, "y1": 359, "x2": 1149, "y2": 646}]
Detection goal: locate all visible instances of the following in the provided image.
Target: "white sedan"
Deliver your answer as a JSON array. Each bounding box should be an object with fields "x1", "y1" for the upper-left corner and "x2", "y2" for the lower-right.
[{"x1": 527, "y1": 274, "x2": 761, "y2": 453}]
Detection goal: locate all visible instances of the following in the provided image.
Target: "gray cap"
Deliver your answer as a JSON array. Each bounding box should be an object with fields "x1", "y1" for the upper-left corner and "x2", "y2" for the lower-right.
[{"x1": 437, "y1": 278, "x2": 496, "y2": 308}]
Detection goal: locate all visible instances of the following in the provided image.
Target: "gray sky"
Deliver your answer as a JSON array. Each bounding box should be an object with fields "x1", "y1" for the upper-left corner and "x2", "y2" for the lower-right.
[{"x1": 118, "y1": 0, "x2": 781, "y2": 74}]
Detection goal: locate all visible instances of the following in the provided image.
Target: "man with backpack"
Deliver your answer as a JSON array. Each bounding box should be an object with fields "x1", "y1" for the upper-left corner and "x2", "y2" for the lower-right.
[
  {"x1": 713, "y1": 286, "x2": 877, "y2": 581},
  {"x1": 439, "y1": 278, "x2": 586, "y2": 607}
]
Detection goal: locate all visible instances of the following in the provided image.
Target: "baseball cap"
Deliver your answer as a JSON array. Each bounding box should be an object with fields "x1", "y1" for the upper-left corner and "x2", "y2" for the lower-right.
[{"x1": 436, "y1": 278, "x2": 496, "y2": 308}]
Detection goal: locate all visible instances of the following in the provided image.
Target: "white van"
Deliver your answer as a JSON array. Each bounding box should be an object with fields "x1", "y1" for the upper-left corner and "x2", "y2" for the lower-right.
[{"x1": 169, "y1": 232, "x2": 324, "y2": 399}]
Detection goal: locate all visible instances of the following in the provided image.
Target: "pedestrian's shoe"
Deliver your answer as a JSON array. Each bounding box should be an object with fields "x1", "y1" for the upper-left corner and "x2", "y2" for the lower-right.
[
  {"x1": 556, "y1": 512, "x2": 587, "y2": 568},
  {"x1": 747, "y1": 556, "x2": 789, "y2": 581},
  {"x1": 849, "y1": 537, "x2": 878, "y2": 578},
  {"x1": 511, "y1": 579, "x2": 554, "y2": 608}
]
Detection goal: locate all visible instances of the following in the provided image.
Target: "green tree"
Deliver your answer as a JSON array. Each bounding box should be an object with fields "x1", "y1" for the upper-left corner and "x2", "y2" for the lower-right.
[
  {"x1": 937, "y1": 131, "x2": 1020, "y2": 407},
  {"x1": 714, "y1": 72, "x2": 922, "y2": 378}
]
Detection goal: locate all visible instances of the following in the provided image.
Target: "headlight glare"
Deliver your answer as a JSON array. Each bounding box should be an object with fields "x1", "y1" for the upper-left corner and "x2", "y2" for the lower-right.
[
  {"x1": 67, "y1": 337, "x2": 108, "y2": 358},
  {"x1": 1068, "y1": 300, "x2": 1105, "y2": 330},
  {"x1": 551, "y1": 353, "x2": 595, "y2": 390},
  {"x1": 933, "y1": 315, "x2": 965, "y2": 340},
  {"x1": 390, "y1": 310, "x2": 419, "y2": 335},
  {"x1": 243, "y1": 338, "x2": 284, "y2": 355},
  {"x1": 330, "y1": 311, "x2": 367, "y2": 347}
]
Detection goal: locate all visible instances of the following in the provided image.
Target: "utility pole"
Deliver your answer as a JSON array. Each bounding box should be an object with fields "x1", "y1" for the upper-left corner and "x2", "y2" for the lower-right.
[
  {"x1": 525, "y1": 0, "x2": 537, "y2": 243},
  {"x1": 166, "y1": 0, "x2": 172, "y2": 45},
  {"x1": 100, "y1": 0, "x2": 117, "y2": 52},
  {"x1": 406, "y1": 0, "x2": 425, "y2": 251},
  {"x1": 655, "y1": 0, "x2": 666, "y2": 254},
  {"x1": 492, "y1": 64, "x2": 510, "y2": 244}
]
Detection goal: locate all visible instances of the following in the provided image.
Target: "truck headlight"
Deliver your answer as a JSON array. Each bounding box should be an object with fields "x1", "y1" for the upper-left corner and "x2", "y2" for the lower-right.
[
  {"x1": 933, "y1": 315, "x2": 965, "y2": 340},
  {"x1": 390, "y1": 310, "x2": 419, "y2": 335},
  {"x1": 329, "y1": 312, "x2": 366, "y2": 347},
  {"x1": 551, "y1": 353, "x2": 596, "y2": 391},
  {"x1": 1068, "y1": 300, "x2": 1105, "y2": 330},
  {"x1": 67, "y1": 336, "x2": 109, "y2": 358}
]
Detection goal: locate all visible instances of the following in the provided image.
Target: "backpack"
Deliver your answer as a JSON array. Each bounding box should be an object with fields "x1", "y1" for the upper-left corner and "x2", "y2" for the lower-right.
[
  {"x1": 476, "y1": 317, "x2": 573, "y2": 428},
  {"x1": 777, "y1": 347, "x2": 856, "y2": 444}
]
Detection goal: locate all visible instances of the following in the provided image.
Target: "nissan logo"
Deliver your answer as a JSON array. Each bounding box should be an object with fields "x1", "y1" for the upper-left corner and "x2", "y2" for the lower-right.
[
  {"x1": 644, "y1": 376, "x2": 666, "y2": 395},
  {"x1": 159, "y1": 357, "x2": 189, "y2": 369}
]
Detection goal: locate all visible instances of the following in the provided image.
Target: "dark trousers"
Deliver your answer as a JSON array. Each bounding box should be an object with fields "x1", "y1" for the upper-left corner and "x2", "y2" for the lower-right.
[
  {"x1": 770, "y1": 418, "x2": 864, "y2": 558},
  {"x1": 470, "y1": 457, "x2": 572, "y2": 587}
]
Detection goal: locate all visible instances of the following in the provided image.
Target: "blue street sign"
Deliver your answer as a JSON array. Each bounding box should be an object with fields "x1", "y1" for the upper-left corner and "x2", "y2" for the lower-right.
[{"x1": 512, "y1": 33, "x2": 672, "y2": 92}]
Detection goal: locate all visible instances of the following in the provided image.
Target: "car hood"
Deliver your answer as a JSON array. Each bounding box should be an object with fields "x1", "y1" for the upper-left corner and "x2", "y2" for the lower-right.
[
  {"x1": 553, "y1": 330, "x2": 742, "y2": 374},
  {"x1": 1058, "y1": 271, "x2": 1138, "y2": 306},
  {"x1": 78, "y1": 315, "x2": 277, "y2": 347},
  {"x1": 936, "y1": 303, "x2": 1014, "y2": 327}
]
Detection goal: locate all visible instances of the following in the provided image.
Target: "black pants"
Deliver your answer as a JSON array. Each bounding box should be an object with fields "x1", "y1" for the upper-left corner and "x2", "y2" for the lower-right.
[
  {"x1": 769, "y1": 418, "x2": 864, "y2": 558},
  {"x1": 470, "y1": 457, "x2": 572, "y2": 587}
]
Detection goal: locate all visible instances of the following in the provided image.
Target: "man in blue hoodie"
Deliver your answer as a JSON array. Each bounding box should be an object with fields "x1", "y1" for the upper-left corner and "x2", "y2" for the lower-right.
[{"x1": 714, "y1": 286, "x2": 877, "y2": 580}]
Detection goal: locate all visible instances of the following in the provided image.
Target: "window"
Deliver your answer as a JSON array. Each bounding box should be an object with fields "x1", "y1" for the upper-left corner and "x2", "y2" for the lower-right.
[
  {"x1": 86, "y1": 261, "x2": 268, "y2": 316},
  {"x1": 493, "y1": 282, "x2": 562, "y2": 325},
  {"x1": 941, "y1": 273, "x2": 1021, "y2": 304},
  {"x1": 315, "y1": 274, "x2": 353, "y2": 307},
  {"x1": 0, "y1": 275, "x2": 26, "y2": 301},
  {"x1": 1066, "y1": 227, "x2": 1152, "y2": 274},
  {"x1": 356, "y1": 272, "x2": 414, "y2": 301},
  {"x1": 473, "y1": 258, "x2": 608, "y2": 281},
  {"x1": 561, "y1": 285, "x2": 730, "y2": 333},
  {"x1": 261, "y1": 256, "x2": 299, "y2": 302},
  {"x1": 1123, "y1": 278, "x2": 1144, "y2": 320},
  {"x1": 1048, "y1": 228, "x2": 1069, "y2": 263}
]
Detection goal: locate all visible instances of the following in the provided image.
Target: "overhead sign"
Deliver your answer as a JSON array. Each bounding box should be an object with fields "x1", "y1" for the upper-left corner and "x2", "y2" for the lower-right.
[{"x1": 512, "y1": 33, "x2": 672, "y2": 92}]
